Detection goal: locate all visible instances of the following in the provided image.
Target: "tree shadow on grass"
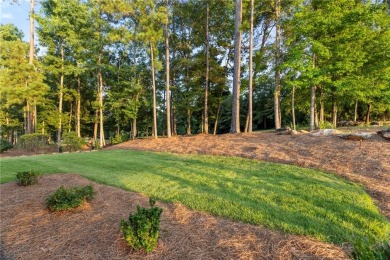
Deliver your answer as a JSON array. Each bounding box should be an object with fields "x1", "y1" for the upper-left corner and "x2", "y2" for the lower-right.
[{"x1": 117, "y1": 154, "x2": 390, "y2": 245}]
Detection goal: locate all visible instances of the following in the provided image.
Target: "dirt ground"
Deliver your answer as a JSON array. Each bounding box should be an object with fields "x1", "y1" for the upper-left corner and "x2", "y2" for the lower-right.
[
  {"x1": 0, "y1": 174, "x2": 348, "y2": 260},
  {"x1": 109, "y1": 130, "x2": 390, "y2": 219}
]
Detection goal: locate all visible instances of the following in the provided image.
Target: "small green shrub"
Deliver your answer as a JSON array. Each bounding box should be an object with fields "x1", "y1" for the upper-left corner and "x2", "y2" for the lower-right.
[
  {"x1": 62, "y1": 132, "x2": 85, "y2": 152},
  {"x1": 110, "y1": 134, "x2": 122, "y2": 145},
  {"x1": 319, "y1": 121, "x2": 335, "y2": 129},
  {"x1": 46, "y1": 185, "x2": 95, "y2": 211},
  {"x1": 18, "y1": 133, "x2": 50, "y2": 151},
  {"x1": 0, "y1": 139, "x2": 13, "y2": 152},
  {"x1": 120, "y1": 198, "x2": 163, "y2": 253},
  {"x1": 16, "y1": 170, "x2": 41, "y2": 186},
  {"x1": 351, "y1": 237, "x2": 390, "y2": 260}
]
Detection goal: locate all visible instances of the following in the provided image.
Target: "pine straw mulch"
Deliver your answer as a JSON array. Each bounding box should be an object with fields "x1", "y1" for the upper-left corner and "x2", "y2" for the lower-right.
[
  {"x1": 0, "y1": 174, "x2": 349, "y2": 260},
  {"x1": 108, "y1": 130, "x2": 390, "y2": 219}
]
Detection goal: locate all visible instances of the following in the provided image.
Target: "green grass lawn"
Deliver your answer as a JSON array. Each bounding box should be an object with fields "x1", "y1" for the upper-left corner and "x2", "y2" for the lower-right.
[{"x1": 1, "y1": 149, "x2": 389, "y2": 245}]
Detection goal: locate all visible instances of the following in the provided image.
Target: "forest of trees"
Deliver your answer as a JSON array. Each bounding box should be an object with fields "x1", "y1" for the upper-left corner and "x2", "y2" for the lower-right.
[{"x1": 1, "y1": 0, "x2": 389, "y2": 148}]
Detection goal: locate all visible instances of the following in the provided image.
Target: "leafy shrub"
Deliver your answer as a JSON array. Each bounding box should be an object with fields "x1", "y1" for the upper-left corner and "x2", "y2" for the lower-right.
[
  {"x1": 16, "y1": 170, "x2": 41, "y2": 186},
  {"x1": 46, "y1": 185, "x2": 95, "y2": 211},
  {"x1": 18, "y1": 133, "x2": 50, "y2": 151},
  {"x1": 110, "y1": 134, "x2": 122, "y2": 145},
  {"x1": 351, "y1": 237, "x2": 390, "y2": 260},
  {"x1": 120, "y1": 198, "x2": 163, "y2": 253},
  {"x1": 319, "y1": 121, "x2": 334, "y2": 129},
  {"x1": 61, "y1": 132, "x2": 85, "y2": 152},
  {"x1": 0, "y1": 139, "x2": 13, "y2": 152}
]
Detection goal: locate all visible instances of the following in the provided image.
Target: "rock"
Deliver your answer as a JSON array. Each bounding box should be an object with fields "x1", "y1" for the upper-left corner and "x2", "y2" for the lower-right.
[
  {"x1": 298, "y1": 130, "x2": 309, "y2": 134},
  {"x1": 338, "y1": 132, "x2": 372, "y2": 141},
  {"x1": 310, "y1": 129, "x2": 341, "y2": 137},
  {"x1": 377, "y1": 129, "x2": 390, "y2": 141}
]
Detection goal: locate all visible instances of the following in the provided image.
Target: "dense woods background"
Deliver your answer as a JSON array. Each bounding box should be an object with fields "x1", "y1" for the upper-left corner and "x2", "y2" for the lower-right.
[{"x1": 1, "y1": 0, "x2": 389, "y2": 148}]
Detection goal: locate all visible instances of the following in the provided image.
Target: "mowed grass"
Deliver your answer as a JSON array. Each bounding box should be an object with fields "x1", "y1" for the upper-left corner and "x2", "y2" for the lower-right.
[{"x1": 1, "y1": 149, "x2": 389, "y2": 244}]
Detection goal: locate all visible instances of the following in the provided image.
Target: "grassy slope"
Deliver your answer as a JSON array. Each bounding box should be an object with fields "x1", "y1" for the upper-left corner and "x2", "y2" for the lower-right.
[{"x1": 1, "y1": 149, "x2": 389, "y2": 244}]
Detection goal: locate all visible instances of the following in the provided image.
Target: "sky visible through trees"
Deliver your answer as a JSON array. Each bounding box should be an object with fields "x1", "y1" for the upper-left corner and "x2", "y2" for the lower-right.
[{"x1": 0, "y1": 0, "x2": 389, "y2": 146}]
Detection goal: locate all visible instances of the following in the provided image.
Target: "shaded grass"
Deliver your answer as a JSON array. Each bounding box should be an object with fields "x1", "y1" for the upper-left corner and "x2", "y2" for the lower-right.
[{"x1": 1, "y1": 149, "x2": 389, "y2": 244}]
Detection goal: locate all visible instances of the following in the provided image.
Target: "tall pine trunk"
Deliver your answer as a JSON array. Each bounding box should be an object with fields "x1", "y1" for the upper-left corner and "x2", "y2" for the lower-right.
[
  {"x1": 230, "y1": 0, "x2": 242, "y2": 133},
  {"x1": 319, "y1": 87, "x2": 324, "y2": 125},
  {"x1": 274, "y1": 0, "x2": 282, "y2": 129},
  {"x1": 97, "y1": 54, "x2": 105, "y2": 147},
  {"x1": 292, "y1": 86, "x2": 296, "y2": 131},
  {"x1": 76, "y1": 77, "x2": 81, "y2": 137},
  {"x1": 204, "y1": 1, "x2": 210, "y2": 134},
  {"x1": 309, "y1": 54, "x2": 316, "y2": 131},
  {"x1": 332, "y1": 96, "x2": 337, "y2": 128},
  {"x1": 150, "y1": 42, "x2": 158, "y2": 139},
  {"x1": 213, "y1": 101, "x2": 221, "y2": 135},
  {"x1": 354, "y1": 100, "x2": 358, "y2": 121},
  {"x1": 246, "y1": 0, "x2": 254, "y2": 133},
  {"x1": 165, "y1": 0, "x2": 171, "y2": 138},
  {"x1": 310, "y1": 86, "x2": 316, "y2": 131},
  {"x1": 57, "y1": 43, "x2": 64, "y2": 150},
  {"x1": 186, "y1": 109, "x2": 191, "y2": 135}
]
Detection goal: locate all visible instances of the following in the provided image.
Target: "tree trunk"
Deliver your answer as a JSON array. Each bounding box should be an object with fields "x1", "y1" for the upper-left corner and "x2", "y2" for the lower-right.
[
  {"x1": 186, "y1": 109, "x2": 191, "y2": 135},
  {"x1": 165, "y1": 0, "x2": 171, "y2": 138},
  {"x1": 150, "y1": 42, "x2": 158, "y2": 139},
  {"x1": 76, "y1": 77, "x2": 81, "y2": 137},
  {"x1": 247, "y1": 0, "x2": 254, "y2": 133},
  {"x1": 332, "y1": 97, "x2": 337, "y2": 128},
  {"x1": 213, "y1": 101, "x2": 221, "y2": 135},
  {"x1": 132, "y1": 117, "x2": 137, "y2": 140},
  {"x1": 68, "y1": 102, "x2": 73, "y2": 132},
  {"x1": 274, "y1": 0, "x2": 282, "y2": 129},
  {"x1": 354, "y1": 100, "x2": 358, "y2": 121},
  {"x1": 57, "y1": 43, "x2": 64, "y2": 150},
  {"x1": 292, "y1": 86, "x2": 296, "y2": 130},
  {"x1": 93, "y1": 110, "x2": 98, "y2": 148},
  {"x1": 98, "y1": 54, "x2": 105, "y2": 147},
  {"x1": 33, "y1": 97, "x2": 37, "y2": 133},
  {"x1": 319, "y1": 87, "x2": 324, "y2": 125},
  {"x1": 204, "y1": 1, "x2": 210, "y2": 135},
  {"x1": 365, "y1": 103, "x2": 371, "y2": 125},
  {"x1": 230, "y1": 0, "x2": 242, "y2": 133},
  {"x1": 309, "y1": 86, "x2": 316, "y2": 131}
]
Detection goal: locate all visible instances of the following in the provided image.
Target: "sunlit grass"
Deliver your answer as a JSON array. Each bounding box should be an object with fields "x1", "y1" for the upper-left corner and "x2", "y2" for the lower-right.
[{"x1": 1, "y1": 149, "x2": 389, "y2": 244}]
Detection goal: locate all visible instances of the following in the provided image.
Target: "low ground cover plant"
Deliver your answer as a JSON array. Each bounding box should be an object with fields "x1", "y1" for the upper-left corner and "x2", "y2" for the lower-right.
[
  {"x1": 16, "y1": 170, "x2": 41, "y2": 186},
  {"x1": 120, "y1": 198, "x2": 163, "y2": 253},
  {"x1": 46, "y1": 185, "x2": 95, "y2": 211}
]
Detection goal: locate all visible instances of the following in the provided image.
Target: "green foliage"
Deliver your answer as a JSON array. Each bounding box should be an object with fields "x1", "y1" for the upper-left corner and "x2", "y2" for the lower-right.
[
  {"x1": 1, "y1": 150, "x2": 389, "y2": 245},
  {"x1": 61, "y1": 132, "x2": 85, "y2": 152},
  {"x1": 110, "y1": 134, "x2": 122, "y2": 145},
  {"x1": 319, "y1": 121, "x2": 334, "y2": 129},
  {"x1": 351, "y1": 238, "x2": 390, "y2": 260},
  {"x1": 0, "y1": 139, "x2": 13, "y2": 153},
  {"x1": 18, "y1": 133, "x2": 50, "y2": 151},
  {"x1": 45, "y1": 185, "x2": 95, "y2": 212},
  {"x1": 16, "y1": 170, "x2": 41, "y2": 186},
  {"x1": 120, "y1": 198, "x2": 163, "y2": 253}
]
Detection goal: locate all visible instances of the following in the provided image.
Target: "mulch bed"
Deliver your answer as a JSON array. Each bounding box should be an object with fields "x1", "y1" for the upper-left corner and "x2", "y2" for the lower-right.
[
  {"x1": 0, "y1": 174, "x2": 348, "y2": 260},
  {"x1": 109, "y1": 131, "x2": 390, "y2": 219}
]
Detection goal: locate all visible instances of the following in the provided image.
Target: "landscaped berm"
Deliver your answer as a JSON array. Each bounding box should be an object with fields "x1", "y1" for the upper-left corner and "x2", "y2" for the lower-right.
[{"x1": 1, "y1": 132, "x2": 390, "y2": 259}]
